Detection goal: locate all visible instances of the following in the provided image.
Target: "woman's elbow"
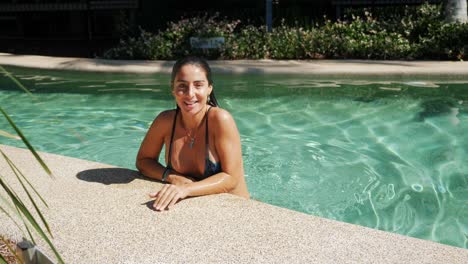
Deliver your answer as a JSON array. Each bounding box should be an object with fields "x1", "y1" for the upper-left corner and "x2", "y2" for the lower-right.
[
  {"x1": 221, "y1": 173, "x2": 239, "y2": 193},
  {"x1": 135, "y1": 158, "x2": 144, "y2": 172}
]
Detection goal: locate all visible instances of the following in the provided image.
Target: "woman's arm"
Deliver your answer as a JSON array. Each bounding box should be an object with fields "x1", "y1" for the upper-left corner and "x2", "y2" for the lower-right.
[
  {"x1": 136, "y1": 110, "x2": 193, "y2": 185},
  {"x1": 153, "y1": 108, "x2": 244, "y2": 210},
  {"x1": 135, "y1": 111, "x2": 168, "y2": 181},
  {"x1": 186, "y1": 109, "x2": 243, "y2": 195}
]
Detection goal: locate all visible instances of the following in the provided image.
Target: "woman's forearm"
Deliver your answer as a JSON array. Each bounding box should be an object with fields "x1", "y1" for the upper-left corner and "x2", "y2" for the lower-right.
[
  {"x1": 185, "y1": 172, "x2": 238, "y2": 197},
  {"x1": 136, "y1": 158, "x2": 166, "y2": 181},
  {"x1": 136, "y1": 158, "x2": 192, "y2": 184}
]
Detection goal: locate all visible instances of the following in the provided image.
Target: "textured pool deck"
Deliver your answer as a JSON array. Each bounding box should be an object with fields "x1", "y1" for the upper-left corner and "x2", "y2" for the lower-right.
[
  {"x1": 1, "y1": 54, "x2": 468, "y2": 263},
  {"x1": 1, "y1": 145, "x2": 467, "y2": 263},
  {"x1": 1, "y1": 52, "x2": 468, "y2": 78}
]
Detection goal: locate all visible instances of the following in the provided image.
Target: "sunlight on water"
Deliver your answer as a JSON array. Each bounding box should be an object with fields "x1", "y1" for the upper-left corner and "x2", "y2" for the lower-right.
[{"x1": 1, "y1": 66, "x2": 467, "y2": 248}]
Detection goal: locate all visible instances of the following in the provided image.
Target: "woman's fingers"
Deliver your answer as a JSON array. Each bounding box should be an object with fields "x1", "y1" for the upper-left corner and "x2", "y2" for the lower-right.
[
  {"x1": 152, "y1": 184, "x2": 186, "y2": 211},
  {"x1": 156, "y1": 188, "x2": 178, "y2": 211},
  {"x1": 148, "y1": 191, "x2": 160, "y2": 198},
  {"x1": 154, "y1": 184, "x2": 170, "y2": 206},
  {"x1": 167, "y1": 194, "x2": 180, "y2": 210},
  {"x1": 155, "y1": 186, "x2": 172, "y2": 210},
  {"x1": 153, "y1": 185, "x2": 175, "y2": 211}
]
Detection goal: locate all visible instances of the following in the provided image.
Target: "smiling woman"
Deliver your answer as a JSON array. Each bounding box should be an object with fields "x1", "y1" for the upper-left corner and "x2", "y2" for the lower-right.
[{"x1": 135, "y1": 56, "x2": 250, "y2": 211}]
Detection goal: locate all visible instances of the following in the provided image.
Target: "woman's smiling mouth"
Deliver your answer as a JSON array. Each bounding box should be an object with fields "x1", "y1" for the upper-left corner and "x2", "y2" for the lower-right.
[{"x1": 184, "y1": 100, "x2": 197, "y2": 105}]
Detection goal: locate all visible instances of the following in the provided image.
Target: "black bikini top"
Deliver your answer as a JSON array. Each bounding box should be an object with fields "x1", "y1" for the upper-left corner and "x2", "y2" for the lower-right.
[{"x1": 166, "y1": 107, "x2": 221, "y2": 180}]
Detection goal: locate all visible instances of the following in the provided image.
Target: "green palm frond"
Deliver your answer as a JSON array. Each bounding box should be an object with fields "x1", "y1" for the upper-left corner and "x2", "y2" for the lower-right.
[
  {"x1": 0, "y1": 176, "x2": 64, "y2": 263},
  {"x1": 1, "y1": 66, "x2": 64, "y2": 263},
  {"x1": 19, "y1": 211, "x2": 36, "y2": 245},
  {"x1": 0, "y1": 196, "x2": 25, "y2": 233},
  {"x1": 1, "y1": 150, "x2": 49, "y2": 208},
  {"x1": 0, "y1": 65, "x2": 34, "y2": 96},
  {"x1": 0, "y1": 107, "x2": 52, "y2": 176},
  {"x1": 0, "y1": 129, "x2": 20, "y2": 140},
  {"x1": 2, "y1": 153, "x2": 52, "y2": 236}
]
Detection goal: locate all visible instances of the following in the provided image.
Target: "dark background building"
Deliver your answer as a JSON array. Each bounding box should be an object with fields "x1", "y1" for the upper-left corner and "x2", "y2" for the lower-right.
[
  {"x1": 0, "y1": 0, "x2": 440, "y2": 57},
  {"x1": 0, "y1": 0, "x2": 139, "y2": 57},
  {"x1": 0, "y1": 0, "x2": 336, "y2": 57}
]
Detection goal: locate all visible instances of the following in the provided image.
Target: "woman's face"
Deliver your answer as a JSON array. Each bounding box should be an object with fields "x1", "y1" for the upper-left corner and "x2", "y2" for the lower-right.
[{"x1": 172, "y1": 64, "x2": 212, "y2": 115}]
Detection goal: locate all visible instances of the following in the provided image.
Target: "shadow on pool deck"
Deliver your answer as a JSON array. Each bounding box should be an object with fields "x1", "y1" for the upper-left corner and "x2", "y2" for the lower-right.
[{"x1": 76, "y1": 167, "x2": 149, "y2": 185}]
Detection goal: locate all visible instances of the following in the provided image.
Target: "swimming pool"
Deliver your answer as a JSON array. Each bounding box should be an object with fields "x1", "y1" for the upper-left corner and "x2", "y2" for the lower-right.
[{"x1": 1, "y1": 66, "x2": 467, "y2": 248}]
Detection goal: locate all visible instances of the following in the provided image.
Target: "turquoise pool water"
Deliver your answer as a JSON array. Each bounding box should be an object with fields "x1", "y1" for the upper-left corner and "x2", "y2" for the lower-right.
[{"x1": 1, "y1": 66, "x2": 467, "y2": 248}]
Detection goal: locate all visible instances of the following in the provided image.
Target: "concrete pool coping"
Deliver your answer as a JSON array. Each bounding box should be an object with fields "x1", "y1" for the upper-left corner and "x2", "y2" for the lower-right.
[
  {"x1": 1, "y1": 145, "x2": 467, "y2": 263},
  {"x1": 1, "y1": 53, "x2": 468, "y2": 262},
  {"x1": 2, "y1": 52, "x2": 468, "y2": 79}
]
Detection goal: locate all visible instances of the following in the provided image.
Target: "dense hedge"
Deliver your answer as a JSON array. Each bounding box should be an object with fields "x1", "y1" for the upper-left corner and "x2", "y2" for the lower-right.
[{"x1": 103, "y1": 4, "x2": 468, "y2": 60}]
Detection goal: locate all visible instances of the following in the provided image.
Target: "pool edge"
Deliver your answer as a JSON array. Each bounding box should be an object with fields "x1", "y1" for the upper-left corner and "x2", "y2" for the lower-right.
[
  {"x1": 0, "y1": 144, "x2": 467, "y2": 263},
  {"x1": 2, "y1": 52, "x2": 468, "y2": 79}
]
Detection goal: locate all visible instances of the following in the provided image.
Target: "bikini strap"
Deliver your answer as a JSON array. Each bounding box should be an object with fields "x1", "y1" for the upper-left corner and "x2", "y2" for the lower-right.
[
  {"x1": 205, "y1": 106, "x2": 213, "y2": 159},
  {"x1": 167, "y1": 108, "x2": 178, "y2": 169}
]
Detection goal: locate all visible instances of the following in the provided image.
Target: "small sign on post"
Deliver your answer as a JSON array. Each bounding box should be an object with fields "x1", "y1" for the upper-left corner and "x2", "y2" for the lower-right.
[{"x1": 190, "y1": 37, "x2": 225, "y2": 49}]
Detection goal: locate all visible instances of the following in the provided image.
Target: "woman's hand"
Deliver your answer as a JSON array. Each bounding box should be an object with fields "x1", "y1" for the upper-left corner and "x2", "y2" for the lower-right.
[
  {"x1": 167, "y1": 173, "x2": 195, "y2": 185},
  {"x1": 149, "y1": 183, "x2": 190, "y2": 211}
]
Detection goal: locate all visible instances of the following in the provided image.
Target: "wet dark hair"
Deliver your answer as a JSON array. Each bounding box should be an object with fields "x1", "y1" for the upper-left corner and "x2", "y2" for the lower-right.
[{"x1": 171, "y1": 56, "x2": 219, "y2": 107}]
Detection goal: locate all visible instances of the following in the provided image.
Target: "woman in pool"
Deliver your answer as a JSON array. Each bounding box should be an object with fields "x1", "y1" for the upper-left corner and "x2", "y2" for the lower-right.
[{"x1": 136, "y1": 56, "x2": 250, "y2": 211}]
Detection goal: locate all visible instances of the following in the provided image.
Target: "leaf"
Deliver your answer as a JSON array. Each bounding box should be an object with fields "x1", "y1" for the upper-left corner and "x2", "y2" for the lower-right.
[
  {"x1": 17, "y1": 206, "x2": 36, "y2": 245},
  {"x1": 0, "y1": 65, "x2": 34, "y2": 97},
  {"x1": 0, "y1": 150, "x2": 48, "y2": 208},
  {"x1": 1, "y1": 152, "x2": 52, "y2": 236},
  {"x1": 0, "y1": 198, "x2": 25, "y2": 233},
  {"x1": 0, "y1": 129, "x2": 20, "y2": 140},
  {"x1": 0, "y1": 176, "x2": 64, "y2": 263},
  {"x1": 0, "y1": 107, "x2": 53, "y2": 176}
]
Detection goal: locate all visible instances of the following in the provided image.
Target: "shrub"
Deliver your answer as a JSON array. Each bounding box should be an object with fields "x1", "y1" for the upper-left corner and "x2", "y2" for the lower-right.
[
  {"x1": 267, "y1": 20, "x2": 310, "y2": 59},
  {"x1": 400, "y1": 3, "x2": 443, "y2": 43},
  {"x1": 102, "y1": 3, "x2": 466, "y2": 61},
  {"x1": 417, "y1": 22, "x2": 468, "y2": 60},
  {"x1": 158, "y1": 13, "x2": 241, "y2": 59},
  {"x1": 225, "y1": 25, "x2": 268, "y2": 59},
  {"x1": 104, "y1": 14, "x2": 241, "y2": 60},
  {"x1": 314, "y1": 13, "x2": 411, "y2": 59},
  {"x1": 103, "y1": 29, "x2": 173, "y2": 60}
]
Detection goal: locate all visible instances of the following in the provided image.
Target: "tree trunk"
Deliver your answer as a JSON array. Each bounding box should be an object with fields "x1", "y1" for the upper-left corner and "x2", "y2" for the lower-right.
[{"x1": 445, "y1": 0, "x2": 468, "y2": 23}]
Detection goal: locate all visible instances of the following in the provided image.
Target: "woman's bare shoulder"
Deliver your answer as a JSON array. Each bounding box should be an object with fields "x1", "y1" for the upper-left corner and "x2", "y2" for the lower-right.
[
  {"x1": 155, "y1": 109, "x2": 176, "y2": 121},
  {"x1": 209, "y1": 107, "x2": 234, "y2": 124},
  {"x1": 208, "y1": 107, "x2": 238, "y2": 136},
  {"x1": 151, "y1": 109, "x2": 176, "y2": 129}
]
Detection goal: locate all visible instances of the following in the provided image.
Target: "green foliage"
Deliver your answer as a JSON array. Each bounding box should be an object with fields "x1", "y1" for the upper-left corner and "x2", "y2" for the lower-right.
[
  {"x1": 103, "y1": 29, "x2": 173, "y2": 60},
  {"x1": 314, "y1": 13, "x2": 412, "y2": 59},
  {"x1": 104, "y1": 14, "x2": 241, "y2": 60},
  {"x1": 267, "y1": 21, "x2": 310, "y2": 59},
  {"x1": 1, "y1": 67, "x2": 64, "y2": 263},
  {"x1": 399, "y1": 3, "x2": 443, "y2": 43},
  {"x1": 224, "y1": 25, "x2": 268, "y2": 59},
  {"x1": 417, "y1": 22, "x2": 468, "y2": 60},
  {"x1": 103, "y1": 3, "x2": 468, "y2": 61},
  {"x1": 163, "y1": 13, "x2": 240, "y2": 59}
]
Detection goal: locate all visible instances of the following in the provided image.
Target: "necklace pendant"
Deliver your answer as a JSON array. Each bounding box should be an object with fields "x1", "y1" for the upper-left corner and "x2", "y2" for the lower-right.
[{"x1": 189, "y1": 138, "x2": 195, "y2": 149}]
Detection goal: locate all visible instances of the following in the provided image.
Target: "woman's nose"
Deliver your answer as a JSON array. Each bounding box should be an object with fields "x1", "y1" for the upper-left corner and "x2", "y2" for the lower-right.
[{"x1": 186, "y1": 85, "x2": 195, "y2": 96}]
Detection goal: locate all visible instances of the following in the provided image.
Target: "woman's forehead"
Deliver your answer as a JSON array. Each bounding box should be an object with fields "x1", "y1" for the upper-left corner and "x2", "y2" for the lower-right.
[{"x1": 175, "y1": 64, "x2": 207, "y2": 81}]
